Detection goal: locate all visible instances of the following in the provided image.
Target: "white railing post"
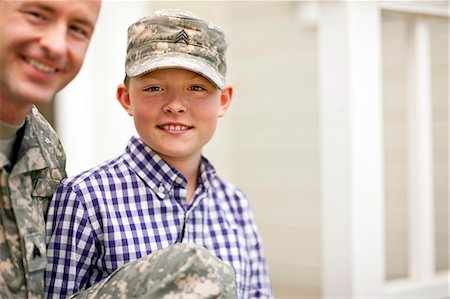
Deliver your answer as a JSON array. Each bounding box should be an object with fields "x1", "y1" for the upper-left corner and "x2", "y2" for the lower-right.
[
  {"x1": 381, "y1": 4, "x2": 449, "y2": 299},
  {"x1": 405, "y1": 17, "x2": 435, "y2": 283},
  {"x1": 319, "y1": 1, "x2": 384, "y2": 297}
]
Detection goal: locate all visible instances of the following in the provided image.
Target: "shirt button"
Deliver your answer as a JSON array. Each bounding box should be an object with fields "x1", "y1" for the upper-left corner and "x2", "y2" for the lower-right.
[
  {"x1": 175, "y1": 177, "x2": 183, "y2": 184},
  {"x1": 158, "y1": 185, "x2": 165, "y2": 192}
]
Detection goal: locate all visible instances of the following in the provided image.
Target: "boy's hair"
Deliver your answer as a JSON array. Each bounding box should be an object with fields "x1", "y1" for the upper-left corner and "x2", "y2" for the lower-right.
[
  {"x1": 123, "y1": 75, "x2": 130, "y2": 87},
  {"x1": 124, "y1": 9, "x2": 228, "y2": 89}
]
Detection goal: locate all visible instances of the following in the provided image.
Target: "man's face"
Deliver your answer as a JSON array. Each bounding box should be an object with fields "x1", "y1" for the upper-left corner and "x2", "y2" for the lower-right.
[{"x1": 0, "y1": 0, "x2": 100, "y2": 106}]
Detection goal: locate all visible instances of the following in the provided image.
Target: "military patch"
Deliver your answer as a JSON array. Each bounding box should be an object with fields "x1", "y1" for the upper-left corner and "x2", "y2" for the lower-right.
[{"x1": 24, "y1": 232, "x2": 46, "y2": 273}]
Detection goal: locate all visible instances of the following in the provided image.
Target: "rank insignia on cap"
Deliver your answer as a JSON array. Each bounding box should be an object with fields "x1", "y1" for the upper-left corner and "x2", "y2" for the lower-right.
[{"x1": 175, "y1": 29, "x2": 189, "y2": 44}]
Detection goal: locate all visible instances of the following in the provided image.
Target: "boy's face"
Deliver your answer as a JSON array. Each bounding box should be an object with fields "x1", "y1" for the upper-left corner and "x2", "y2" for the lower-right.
[
  {"x1": 117, "y1": 68, "x2": 232, "y2": 164},
  {"x1": 0, "y1": 0, "x2": 100, "y2": 107}
]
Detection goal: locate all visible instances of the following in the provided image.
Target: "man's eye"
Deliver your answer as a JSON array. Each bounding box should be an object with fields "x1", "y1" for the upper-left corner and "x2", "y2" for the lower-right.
[
  {"x1": 189, "y1": 86, "x2": 205, "y2": 91},
  {"x1": 144, "y1": 86, "x2": 162, "y2": 92},
  {"x1": 70, "y1": 25, "x2": 89, "y2": 38},
  {"x1": 26, "y1": 11, "x2": 46, "y2": 22}
]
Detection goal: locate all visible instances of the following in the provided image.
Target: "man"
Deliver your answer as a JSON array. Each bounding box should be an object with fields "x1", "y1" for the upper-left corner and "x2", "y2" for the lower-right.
[{"x1": 0, "y1": 0, "x2": 101, "y2": 297}]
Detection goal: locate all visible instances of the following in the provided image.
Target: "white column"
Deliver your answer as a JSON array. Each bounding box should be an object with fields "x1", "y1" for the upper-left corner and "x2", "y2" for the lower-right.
[
  {"x1": 56, "y1": 1, "x2": 146, "y2": 176},
  {"x1": 405, "y1": 17, "x2": 435, "y2": 282},
  {"x1": 319, "y1": 1, "x2": 384, "y2": 297}
]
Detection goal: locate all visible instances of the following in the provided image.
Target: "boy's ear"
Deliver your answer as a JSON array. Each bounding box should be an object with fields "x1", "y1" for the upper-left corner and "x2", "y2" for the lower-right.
[
  {"x1": 116, "y1": 83, "x2": 133, "y2": 116},
  {"x1": 218, "y1": 86, "x2": 233, "y2": 118}
]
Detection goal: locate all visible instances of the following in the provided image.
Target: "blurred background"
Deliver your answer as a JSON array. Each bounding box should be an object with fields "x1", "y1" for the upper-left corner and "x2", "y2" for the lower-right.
[{"x1": 37, "y1": 1, "x2": 449, "y2": 298}]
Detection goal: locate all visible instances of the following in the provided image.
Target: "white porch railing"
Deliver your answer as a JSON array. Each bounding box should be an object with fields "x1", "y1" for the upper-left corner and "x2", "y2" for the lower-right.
[{"x1": 318, "y1": 1, "x2": 449, "y2": 298}]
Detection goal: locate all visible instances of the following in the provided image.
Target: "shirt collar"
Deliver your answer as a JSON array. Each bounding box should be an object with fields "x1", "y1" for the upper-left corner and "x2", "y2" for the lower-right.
[
  {"x1": 124, "y1": 136, "x2": 217, "y2": 198},
  {"x1": 197, "y1": 154, "x2": 216, "y2": 193}
]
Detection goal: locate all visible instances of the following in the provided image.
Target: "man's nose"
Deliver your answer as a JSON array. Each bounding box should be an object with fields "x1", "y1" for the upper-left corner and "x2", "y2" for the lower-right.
[{"x1": 40, "y1": 24, "x2": 67, "y2": 59}]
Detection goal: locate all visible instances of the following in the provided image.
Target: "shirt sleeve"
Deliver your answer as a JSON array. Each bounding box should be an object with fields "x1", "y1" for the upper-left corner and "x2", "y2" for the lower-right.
[
  {"x1": 243, "y1": 203, "x2": 274, "y2": 299},
  {"x1": 45, "y1": 183, "x2": 97, "y2": 299}
]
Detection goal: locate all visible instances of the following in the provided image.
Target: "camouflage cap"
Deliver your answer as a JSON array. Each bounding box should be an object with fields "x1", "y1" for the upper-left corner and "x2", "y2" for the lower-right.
[
  {"x1": 70, "y1": 243, "x2": 238, "y2": 299},
  {"x1": 126, "y1": 9, "x2": 228, "y2": 89}
]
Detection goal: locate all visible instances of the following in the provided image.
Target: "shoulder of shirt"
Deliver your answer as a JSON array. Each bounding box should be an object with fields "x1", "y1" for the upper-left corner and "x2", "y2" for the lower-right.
[
  {"x1": 59, "y1": 154, "x2": 126, "y2": 189},
  {"x1": 28, "y1": 106, "x2": 57, "y2": 134},
  {"x1": 211, "y1": 174, "x2": 250, "y2": 203},
  {"x1": 200, "y1": 157, "x2": 247, "y2": 200},
  {"x1": 212, "y1": 175, "x2": 241, "y2": 193},
  {"x1": 26, "y1": 106, "x2": 66, "y2": 171},
  {"x1": 209, "y1": 175, "x2": 258, "y2": 228}
]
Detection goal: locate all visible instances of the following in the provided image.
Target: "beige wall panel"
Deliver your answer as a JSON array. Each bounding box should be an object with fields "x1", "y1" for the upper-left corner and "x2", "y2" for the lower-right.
[
  {"x1": 382, "y1": 12, "x2": 409, "y2": 281},
  {"x1": 430, "y1": 18, "x2": 448, "y2": 273}
]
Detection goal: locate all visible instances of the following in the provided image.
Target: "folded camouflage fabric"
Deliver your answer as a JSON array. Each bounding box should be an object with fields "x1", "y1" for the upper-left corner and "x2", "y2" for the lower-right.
[{"x1": 71, "y1": 243, "x2": 237, "y2": 299}]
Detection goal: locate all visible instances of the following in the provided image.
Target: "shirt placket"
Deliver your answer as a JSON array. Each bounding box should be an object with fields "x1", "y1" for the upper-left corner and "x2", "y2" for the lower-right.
[
  {"x1": 168, "y1": 176, "x2": 205, "y2": 244},
  {"x1": 182, "y1": 188, "x2": 207, "y2": 244}
]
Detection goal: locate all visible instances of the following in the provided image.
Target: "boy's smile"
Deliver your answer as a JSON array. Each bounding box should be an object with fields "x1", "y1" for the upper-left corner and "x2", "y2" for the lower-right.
[
  {"x1": 117, "y1": 68, "x2": 232, "y2": 167},
  {"x1": 157, "y1": 122, "x2": 194, "y2": 134}
]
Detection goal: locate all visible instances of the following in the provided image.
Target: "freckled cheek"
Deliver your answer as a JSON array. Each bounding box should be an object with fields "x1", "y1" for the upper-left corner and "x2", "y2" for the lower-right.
[
  {"x1": 203, "y1": 115, "x2": 219, "y2": 133},
  {"x1": 134, "y1": 110, "x2": 158, "y2": 128}
]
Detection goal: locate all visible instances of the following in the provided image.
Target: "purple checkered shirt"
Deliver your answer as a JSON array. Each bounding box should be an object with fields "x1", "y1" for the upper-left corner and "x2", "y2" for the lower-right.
[{"x1": 45, "y1": 136, "x2": 272, "y2": 299}]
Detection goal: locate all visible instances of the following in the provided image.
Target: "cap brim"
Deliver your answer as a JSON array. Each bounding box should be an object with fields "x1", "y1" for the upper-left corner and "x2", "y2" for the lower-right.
[{"x1": 126, "y1": 52, "x2": 225, "y2": 89}]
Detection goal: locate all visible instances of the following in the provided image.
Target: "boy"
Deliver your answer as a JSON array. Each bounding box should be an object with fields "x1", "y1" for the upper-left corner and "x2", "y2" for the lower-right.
[{"x1": 45, "y1": 9, "x2": 273, "y2": 298}]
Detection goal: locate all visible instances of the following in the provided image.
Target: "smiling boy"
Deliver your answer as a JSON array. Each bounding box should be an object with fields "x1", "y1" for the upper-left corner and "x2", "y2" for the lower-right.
[
  {"x1": 118, "y1": 67, "x2": 231, "y2": 203},
  {"x1": 45, "y1": 9, "x2": 273, "y2": 298}
]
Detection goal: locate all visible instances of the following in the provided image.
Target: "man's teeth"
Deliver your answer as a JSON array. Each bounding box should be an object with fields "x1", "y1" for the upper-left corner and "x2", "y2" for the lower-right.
[
  {"x1": 28, "y1": 58, "x2": 56, "y2": 73},
  {"x1": 162, "y1": 125, "x2": 190, "y2": 131}
]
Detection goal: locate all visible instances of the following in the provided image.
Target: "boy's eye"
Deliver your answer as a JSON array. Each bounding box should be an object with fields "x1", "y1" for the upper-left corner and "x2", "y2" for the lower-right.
[
  {"x1": 189, "y1": 85, "x2": 205, "y2": 91},
  {"x1": 144, "y1": 86, "x2": 162, "y2": 92}
]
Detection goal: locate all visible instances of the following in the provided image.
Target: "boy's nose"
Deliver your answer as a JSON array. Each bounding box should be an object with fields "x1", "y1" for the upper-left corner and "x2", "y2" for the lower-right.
[{"x1": 163, "y1": 94, "x2": 187, "y2": 113}]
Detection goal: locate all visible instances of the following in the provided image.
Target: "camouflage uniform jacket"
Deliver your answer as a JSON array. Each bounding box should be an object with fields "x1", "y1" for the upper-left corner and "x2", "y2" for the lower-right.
[{"x1": 0, "y1": 106, "x2": 66, "y2": 299}]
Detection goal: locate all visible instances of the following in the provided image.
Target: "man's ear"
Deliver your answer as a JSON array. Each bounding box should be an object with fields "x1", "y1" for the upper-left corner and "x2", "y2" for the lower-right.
[
  {"x1": 116, "y1": 83, "x2": 133, "y2": 116},
  {"x1": 218, "y1": 86, "x2": 233, "y2": 118}
]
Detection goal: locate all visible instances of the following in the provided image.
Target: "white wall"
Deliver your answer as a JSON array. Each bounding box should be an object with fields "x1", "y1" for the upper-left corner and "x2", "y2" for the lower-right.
[{"x1": 55, "y1": 1, "x2": 144, "y2": 176}]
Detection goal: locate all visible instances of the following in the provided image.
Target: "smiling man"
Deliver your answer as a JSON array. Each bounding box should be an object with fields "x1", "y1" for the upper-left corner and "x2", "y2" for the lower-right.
[{"x1": 0, "y1": 0, "x2": 101, "y2": 298}]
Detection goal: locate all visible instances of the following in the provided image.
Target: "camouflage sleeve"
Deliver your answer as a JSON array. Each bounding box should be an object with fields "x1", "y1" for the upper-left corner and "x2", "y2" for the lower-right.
[{"x1": 45, "y1": 183, "x2": 97, "y2": 298}]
